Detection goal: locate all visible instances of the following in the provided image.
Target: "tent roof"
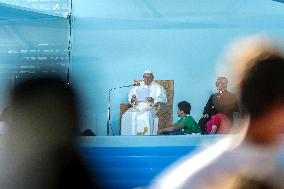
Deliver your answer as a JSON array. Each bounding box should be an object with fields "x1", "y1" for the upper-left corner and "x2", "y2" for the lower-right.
[{"x1": 0, "y1": 2, "x2": 65, "y2": 21}]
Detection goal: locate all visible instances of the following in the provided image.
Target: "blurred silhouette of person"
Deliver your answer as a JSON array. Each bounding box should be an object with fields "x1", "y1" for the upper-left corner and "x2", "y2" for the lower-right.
[
  {"x1": 0, "y1": 76, "x2": 99, "y2": 189},
  {"x1": 158, "y1": 101, "x2": 201, "y2": 135},
  {"x1": 149, "y1": 36, "x2": 284, "y2": 189},
  {"x1": 198, "y1": 77, "x2": 238, "y2": 134},
  {"x1": 0, "y1": 106, "x2": 10, "y2": 135},
  {"x1": 211, "y1": 174, "x2": 279, "y2": 189}
]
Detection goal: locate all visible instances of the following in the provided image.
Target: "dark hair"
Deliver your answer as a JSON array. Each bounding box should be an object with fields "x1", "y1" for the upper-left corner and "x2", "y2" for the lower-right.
[
  {"x1": 6, "y1": 76, "x2": 98, "y2": 188},
  {"x1": 240, "y1": 55, "x2": 284, "y2": 118},
  {"x1": 177, "y1": 101, "x2": 191, "y2": 114},
  {"x1": 9, "y1": 76, "x2": 79, "y2": 147},
  {"x1": 0, "y1": 106, "x2": 9, "y2": 122}
]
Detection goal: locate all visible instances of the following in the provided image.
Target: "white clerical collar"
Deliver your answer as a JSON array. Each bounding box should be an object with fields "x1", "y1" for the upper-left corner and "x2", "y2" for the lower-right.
[{"x1": 218, "y1": 89, "x2": 227, "y2": 94}]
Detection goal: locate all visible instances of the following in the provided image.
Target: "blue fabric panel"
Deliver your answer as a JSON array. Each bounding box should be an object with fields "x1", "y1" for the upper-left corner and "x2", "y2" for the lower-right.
[
  {"x1": 84, "y1": 156, "x2": 181, "y2": 168},
  {"x1": 92, "y1": 168, "x2": 163, "y2": 180},
  {"x1": 99, "y1": 180, "x2": 150, "y2": 189},
  {"x1": 80, "y1": 146, "x2": 197, "y2": 156},
  {"x1": 80, "y1": 145, "x2": 199, "y2": 188}
]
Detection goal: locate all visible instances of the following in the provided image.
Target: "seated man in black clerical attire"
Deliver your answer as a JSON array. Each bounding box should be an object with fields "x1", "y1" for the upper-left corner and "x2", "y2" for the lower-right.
[{"x1": 199, "y1": 77, "x2": 239, "y2": 134}]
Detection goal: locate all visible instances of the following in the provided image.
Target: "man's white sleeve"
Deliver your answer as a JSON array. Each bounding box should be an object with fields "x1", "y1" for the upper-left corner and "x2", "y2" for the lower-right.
[{"x1": 128, "y1": 87, "x2": 137, "y2": 104}]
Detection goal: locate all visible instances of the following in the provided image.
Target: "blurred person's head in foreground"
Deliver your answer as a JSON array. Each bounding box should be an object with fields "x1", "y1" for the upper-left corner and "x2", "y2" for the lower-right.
[
  {"x1": 6, "y1": 75, "x2": 79, "y2": 150},
  {"x1": 224, "y1": 36, "x2": 284, "y2": 146},
  {"x1": 0, "y1": 106, "x2": 10, "y2": 122},
  {"x1": 1, "y1": 75, "x2": 96, "y2": 189},
  {"x1": 0, "y1": 106, "x2": 10, "y2": 134}
]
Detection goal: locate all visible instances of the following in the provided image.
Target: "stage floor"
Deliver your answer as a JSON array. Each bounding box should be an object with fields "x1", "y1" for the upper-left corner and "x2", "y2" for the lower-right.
[{"x1": 78, "y1": 135, "x2": 226, "y2": 147}]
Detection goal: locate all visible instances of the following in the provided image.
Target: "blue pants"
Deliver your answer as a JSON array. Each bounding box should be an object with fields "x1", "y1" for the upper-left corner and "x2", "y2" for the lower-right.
[{"x1": 162, "y1": 129, "x2": 183, "y2": 135}]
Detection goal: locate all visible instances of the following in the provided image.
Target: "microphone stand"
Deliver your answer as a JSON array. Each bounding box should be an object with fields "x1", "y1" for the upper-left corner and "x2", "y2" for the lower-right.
[{"x1": 107, "y1": 84, "x2": 137, "y2": 136}]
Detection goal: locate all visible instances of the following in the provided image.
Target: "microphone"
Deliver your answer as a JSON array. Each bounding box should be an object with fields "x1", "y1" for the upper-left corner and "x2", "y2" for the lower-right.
[{"x1": 110, "y1": 83, "x2": 140, "y2": 92}]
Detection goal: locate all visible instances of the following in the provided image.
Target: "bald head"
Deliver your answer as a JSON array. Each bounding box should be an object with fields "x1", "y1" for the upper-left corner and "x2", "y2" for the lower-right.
[{"x1": 216, "y1": 77, "x2": 228, "y2": 91}]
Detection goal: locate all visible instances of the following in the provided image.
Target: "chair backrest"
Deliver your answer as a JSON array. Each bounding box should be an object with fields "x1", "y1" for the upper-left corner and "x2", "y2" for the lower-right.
[{"x1": 120, "y1": 80, "x2": 174, "y2": 133}]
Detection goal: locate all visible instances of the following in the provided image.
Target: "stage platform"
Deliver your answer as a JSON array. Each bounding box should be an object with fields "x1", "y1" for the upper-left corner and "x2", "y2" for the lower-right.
[
  {"x1": 79, "y1": 135, "x2": 222, "y2": 147},
  {"x1": 79, "y1": 135, "x2": 226, "y2": 189}
]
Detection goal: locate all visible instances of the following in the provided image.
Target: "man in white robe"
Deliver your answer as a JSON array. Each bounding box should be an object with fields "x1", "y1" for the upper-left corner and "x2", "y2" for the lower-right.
[{"x1": 121, "y1": 70, "x2": 167, "y2": 135}]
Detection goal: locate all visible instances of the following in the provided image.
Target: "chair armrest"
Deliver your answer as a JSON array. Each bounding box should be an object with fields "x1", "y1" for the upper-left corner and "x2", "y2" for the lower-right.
[{"x1": 156, "y1": 102, "x2": 167, "y2": 112}]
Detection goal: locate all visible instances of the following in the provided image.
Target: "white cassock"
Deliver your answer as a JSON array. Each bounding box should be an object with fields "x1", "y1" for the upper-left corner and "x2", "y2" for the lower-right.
[{"x1": 121, "y1": 81, "x2": 167, "y2": 135}]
